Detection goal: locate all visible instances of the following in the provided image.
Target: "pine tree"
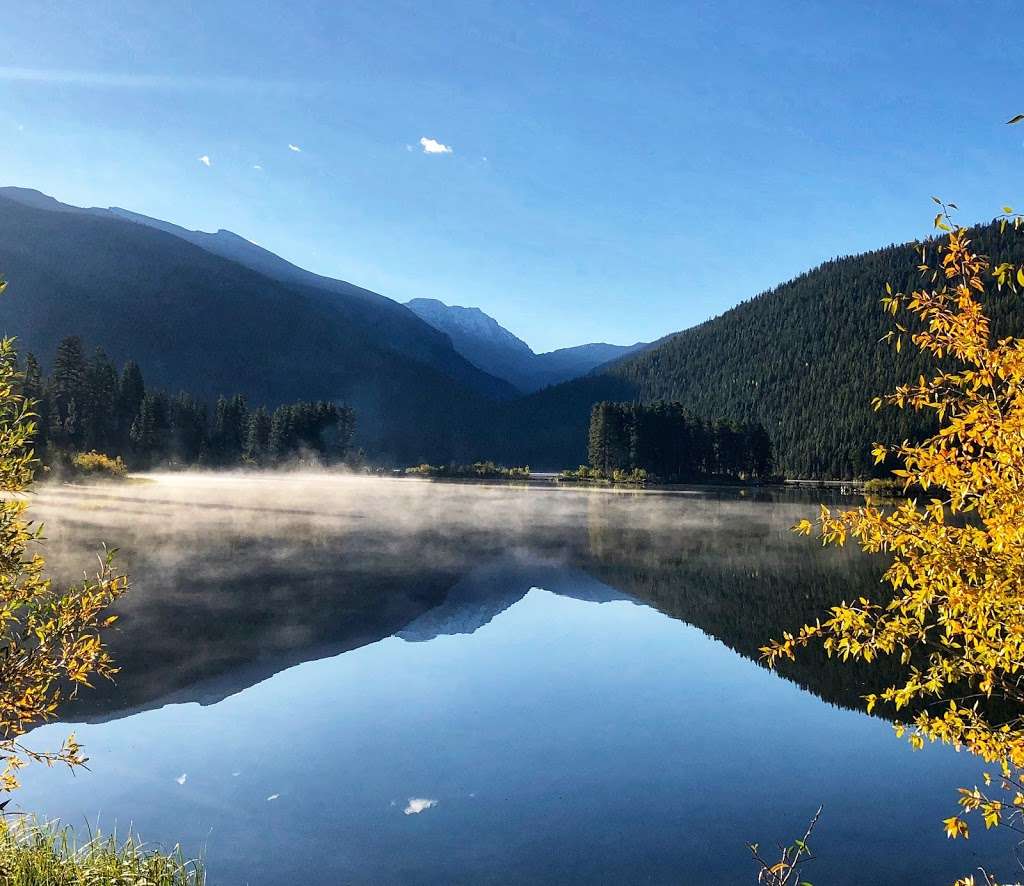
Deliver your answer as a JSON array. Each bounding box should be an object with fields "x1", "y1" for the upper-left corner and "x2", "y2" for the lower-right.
[
  {"x1": 268, "y1": 405, "x2": 294, "y2": 460},
  {"x1": 211, "y1": 394, "x2": 248, "y2": 463},
  {"x1": 82, "y1": 348, "x2": 118, "y2": 453},
  {"x1": 116, "y1": 361, "x2": 145, "y2": 451},
  {"x1": 245, "y1": 406, "x2": 272, "y2": 463},
  {"x1": 21, "y1": 354, "x2": 47, "y2": 454},
  {"x1": 48, "y1": 336, "x2": 87, "y2": 451},
  {"x1": 129, "y1": 392, "x2": 168, "y2": 464},
  {"x1": 169, "y1": 392, "x2": 207, "y2": 463}
]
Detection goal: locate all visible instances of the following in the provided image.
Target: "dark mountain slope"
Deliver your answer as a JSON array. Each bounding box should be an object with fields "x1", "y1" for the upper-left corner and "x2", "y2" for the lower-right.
[
  {"x1": 0, "y1": 194, "x2": 495, "y2": 463},
  {"x1": 493, "y1": 221, "x2": 1024, "y2": 477},
  {"x1": 104, "y1": 207, "x2": 518, "y2": 397},
  {"x1": 0, "y1": 187, "x2": 515, "y2": 402}
]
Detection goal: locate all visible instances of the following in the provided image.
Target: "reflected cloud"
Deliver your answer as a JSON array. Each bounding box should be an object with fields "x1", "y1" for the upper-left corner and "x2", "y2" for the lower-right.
[{"x1": 403, "y1": 798, "x2": 438, "y2": 815}]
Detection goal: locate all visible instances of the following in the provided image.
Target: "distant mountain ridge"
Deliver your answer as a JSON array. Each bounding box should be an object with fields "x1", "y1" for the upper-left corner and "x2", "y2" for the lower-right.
[
  {"x1": 0, "y1": 187, "x2": 648, "y2": 399},
  {"x1": 0, "y1": 187, "x2": 517, "y2": 463},
  {"x1": 405, "y1": 296, "x2": 650, "y2": 392},
  {"x1": 0, "y1": 188, "x2": 516, "y2": 402}
]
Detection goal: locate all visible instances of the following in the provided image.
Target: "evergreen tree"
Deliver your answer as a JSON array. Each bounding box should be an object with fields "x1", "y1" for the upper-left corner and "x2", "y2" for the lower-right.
[
  {"x1": 169, "y1": 392, "x2": 207, "y2": 463},
  {"x1": 211, "y1": 395, "x2": 248, "y2": 464},
  {"x1": 269, "y1": 405, "x2": 296, "y2": 460},
  {"x1": 245, "y1": 406, "x2": 272, "y2": 463},
  {"x1": 48, "y1": 336, "x2": 87, "y2": 451},
  {"x1": 586, "y1": 401, "x2": 773, "y2": 481},
  {"x1": 21, "y1": 354, "x2": 47, "y2": 453},
  {"x1": 129, "y1": 392, "x2": 169, "y2": 464},
  {"x1": 20, "y1": 338, "x2": 355, "y2": 471},
  {"x1": 82, "y1": 348, "x2": 118, "y2": 453},
  {"x1": 116, "y1": 362, "x2": 145, "y2": 451}
]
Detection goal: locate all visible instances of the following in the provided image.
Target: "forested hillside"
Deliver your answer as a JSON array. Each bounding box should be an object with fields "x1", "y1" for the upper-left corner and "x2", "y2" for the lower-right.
[
  {"x1": 27, "y1": 336, "x2": 355, "y2": 468},
  {"x1": 493, "y1": 220, "x2": 1024, "y2": 478}
]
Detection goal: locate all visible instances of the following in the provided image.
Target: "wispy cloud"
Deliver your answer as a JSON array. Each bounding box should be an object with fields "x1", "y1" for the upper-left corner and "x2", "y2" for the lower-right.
[
  {"x1": 403, "y1": 797, "x2": 438, "y2": 815},
  {"x1": 288, "y1": 143, "x2": 302, "y2": 152},
  {"x1": 419, "y1": 137, "x2": 453, "y2": 155},
  {"x1": 198, "y1": 155, "x2": 212, "y2": 167},
  {"x1": 253, "y1": 164, "x2": 263, "y2": 170},
  {"x1": 0, "y1": 66, "x2": 307, "y2": 94}
]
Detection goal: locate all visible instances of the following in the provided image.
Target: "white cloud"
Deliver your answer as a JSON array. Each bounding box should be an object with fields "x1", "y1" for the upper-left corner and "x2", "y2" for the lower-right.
[
  {"x1": 0, "y1": 66, "x2": 306, "y2": 94},
  {"x1": 419, "y1": 137, "x2": 452, "y2": 155},
  {"x1": 266, "y1": 793, "x2": 280, "y2": 801},
  {"x1": 253, "y1": 164, "x2": 263, "y2": 170},
  {"x1": 198, "y1": 155, "x2": 211, "y2": 167},
  {"x1": 288, "y1": 143, "x2": 301, "y2": 152},
  {"x1": 403, "y1": 797, "x2": 438, "y2": 815},
  {"x1": 176, "y1": 773, "x2": 188, "y2": 785}
]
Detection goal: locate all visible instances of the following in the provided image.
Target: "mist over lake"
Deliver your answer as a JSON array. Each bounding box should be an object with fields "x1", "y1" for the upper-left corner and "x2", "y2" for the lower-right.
[{"x1": 11, "y1": 475, "x2": 1015, "y2": 884}]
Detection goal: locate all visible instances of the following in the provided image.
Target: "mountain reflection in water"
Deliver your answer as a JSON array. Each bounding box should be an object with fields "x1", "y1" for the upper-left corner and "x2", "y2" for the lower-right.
[
  {"x1": 31, "y1": 475, "x2": 878, "y2": 721},
  {"x1": 14, "y1": 474, "x2": 1016, "y2": 885}
]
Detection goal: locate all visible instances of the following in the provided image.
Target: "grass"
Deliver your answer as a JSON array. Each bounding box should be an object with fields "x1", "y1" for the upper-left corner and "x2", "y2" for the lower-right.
[{"x1": 0, "y1": 818, "x2": 204, "y2": 885}]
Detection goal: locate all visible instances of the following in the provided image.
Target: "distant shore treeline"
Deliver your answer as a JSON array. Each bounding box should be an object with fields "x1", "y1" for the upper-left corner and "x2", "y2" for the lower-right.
[
  {"x1": 585, "y1": 401, "x2": 774, "y2": 482},
  {"x1": 22, "y1": 336, "x2": 356, "y2": 469}
]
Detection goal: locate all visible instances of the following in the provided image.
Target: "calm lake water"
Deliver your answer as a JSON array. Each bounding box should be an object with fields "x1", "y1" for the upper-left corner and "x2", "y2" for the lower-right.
[{"x1": 13, "y1": 474, "x2": 1018, "y2": 884}]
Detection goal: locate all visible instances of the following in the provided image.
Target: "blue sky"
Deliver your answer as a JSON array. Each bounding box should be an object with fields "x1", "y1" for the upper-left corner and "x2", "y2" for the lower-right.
[{"x1": 2, "y1": 1, "x2": 1021, "y2": 352}]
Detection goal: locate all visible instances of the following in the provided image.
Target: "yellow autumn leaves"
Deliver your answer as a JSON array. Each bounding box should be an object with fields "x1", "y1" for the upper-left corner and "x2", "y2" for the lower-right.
[
  {"x1": 763, "y1": 205, "x2": 1024, "y2": 842},
  {"x1": 0, "y1": 276, "x2": 127, "y2": 792}
]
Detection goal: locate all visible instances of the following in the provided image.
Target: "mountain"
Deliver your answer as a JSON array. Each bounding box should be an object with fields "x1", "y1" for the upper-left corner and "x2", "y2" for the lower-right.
[
  {"x1": 0, "y1": 187, "x2": 515, "y2": 403},
  {"x1": 405, "y1": 296, "x2": 649, "y2": 392},
  {"x1": 489, "y1": 220, "x2": 1024, "y2": 477},
  {"x1": 396, "y1": 557, "x2": 633, "y2": 642},
  {"x1": 0, "y1": 189, "x2": 515, "y2": 463}
]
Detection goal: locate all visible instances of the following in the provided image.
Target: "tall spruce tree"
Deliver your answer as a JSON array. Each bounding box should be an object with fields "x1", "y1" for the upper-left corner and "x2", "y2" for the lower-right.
[
  {"x1": 21, "y1": 353, "x2": 47, "y2": 453},
  {"x1": 48, "y1": 336, "x2": 87, "y2": 451},
  {"x1": 245, "y1": 406, "x2": 272, "y2": 463},
  {"x1": 82, "y1": 348, "x2": 119, "y2": 453},
  {"x1": 116, "y1": 361, "x2": 145, "y2": 451}
]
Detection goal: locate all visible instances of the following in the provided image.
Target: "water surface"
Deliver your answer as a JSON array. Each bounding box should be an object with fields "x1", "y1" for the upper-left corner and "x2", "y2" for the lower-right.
[{"x1": 14, "y1": 475, "x2": 1015, "y2": 884}]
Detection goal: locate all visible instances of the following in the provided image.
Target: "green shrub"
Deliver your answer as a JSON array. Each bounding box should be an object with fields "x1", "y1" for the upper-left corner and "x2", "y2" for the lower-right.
[
  {"x1": 0, "y1": 819, "x2": 203, "y2": 885},
  {"x1": 559, "y1": 465, "x2": 648, "y2": 485},
  {"x1": 404, "y1": 462, "x2": 530, "y2": 479}
]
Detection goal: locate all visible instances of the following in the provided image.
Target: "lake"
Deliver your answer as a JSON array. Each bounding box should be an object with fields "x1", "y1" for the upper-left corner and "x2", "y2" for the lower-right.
[{"x1": 13, "y1": 474, "x2": 1017, "y2": 884}]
